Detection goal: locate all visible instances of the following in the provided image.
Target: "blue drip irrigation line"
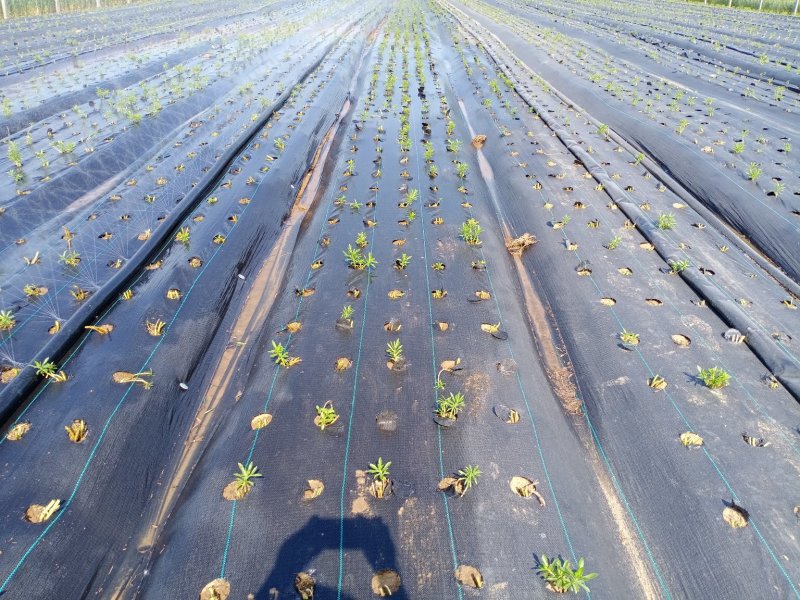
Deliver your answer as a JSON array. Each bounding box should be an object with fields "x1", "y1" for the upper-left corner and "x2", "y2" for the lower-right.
[
  {"x1": 486, "y1": 6, "x2": 800, "y2": 235},
  {"x1": 442, "y1": 73, "x2": 583, "y2": 570},
  {"x1": 480, "y1": 33, "x2": 800, "y2": 458},
  {"x1": 0, "y1": 39, "x2": 327, "y2": 358},
  {"x1": 336, "y1": 170, "x2": 379, "y2": 600},
  {"x1": 452, "y1": 38, "x2": 673, "y2": 598},
  {"x1": 544, "y1": 185, "x2": 795, "y2": 597},
  {"x1": 412, "y1": 70, "x2": 464, "y2": 599},
  {"x1": 562, "y1": 208, "x2": 799, "y2": 599},
  {"x1": 0, "y1": 178, "x2": 259, "y2": 593},
  {"x1": 219, "y1": 60, "x2": 349, "y2": 580},
  {"x1": 0, "y1": 56, "x2": 344, "y2": 587},
  {"x1": 0, "y1": 275, "x2": 79, "y2": 351}
]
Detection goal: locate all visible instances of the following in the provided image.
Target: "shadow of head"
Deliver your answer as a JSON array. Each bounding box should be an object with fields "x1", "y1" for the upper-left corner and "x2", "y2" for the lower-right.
[{"x1": 254, "y1": 515, "x2": 408, "y2": 599}]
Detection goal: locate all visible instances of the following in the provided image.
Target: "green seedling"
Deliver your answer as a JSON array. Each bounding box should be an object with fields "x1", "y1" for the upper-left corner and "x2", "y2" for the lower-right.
[
  {"x1": 455, "y1": 161, "x2": 468, "y2": 179},
  {"x1": 233, "y1": 461, "x2": 262, "y2": 495},
  {"x1": 386, "y1": 338, "x2": 404, "y2": 363},
  {"x1": 273, "y1": 137, "x2": 285, "y2": 152},
  {"x1": 175, "y1": 227, "x2": 190, "y2": 245},
  {"x1": 435, "y1": 392, "x2": 465, "y2": 420},
  {"x1": 315, "y1": 402, "x2": 339, "y2": 430},
  {"x1": 669, "y1": 259, "x2": 690, "y2": 273},
  {"x1": 0, "y1": 310, "x2": 15, "y2": 331},
  {"x1": 52, "y1": 140, "x2": 76, "y2": 155},
  {"x1": 7, "y1": 141, "x2": 22, "y2": 168},
  {"x1": 423, "y1": 141, "x2": 434, "y2": 161},
  {"x1": 656, "y1": 212, "x2": 677, "y2": 230},
  {"x1": 367, "y1": 457, "x2": 391, "y2": 498},
  {"x1": 355, "y1": 231, "x2": 368, "y2": 248},
  {"x1": 395, "y1": 253, "x2": 412, "y2": 270},
  {"x1": 33, "y1": 358, "x2": 64, "y2": 381},
  {"x1": 457, "y1": 465, "x2": 482, "y2": 495},
  {"x1": 537, "y1": 555, "x2": 597, "y2": 594},
  {"x1": 446, "y1": 138, "x2": 462, "y2": 153},
  {"x1": 340, "y1": 305, "x2": 354, "y2": 321},
  {"x1": 619, "y1": 330, "x2": 640, "y2": 345},
  {"x1": 59, "y1": 250, "x2": 81, "y2": 267},
  {"x1": 428, "y1": 164, "x2": 438, "y2": 178},
  {"x1": 460, "y1": 218, "x2": 482, "y2": 245},
  {"x1": 697, "y1": 366, "x2": 730, "y2": 389},
  {"x1": 33, "y1": 358, "x2": 57, "y2": 378},
  {"x1": 269, "y1": 340, "x2": 300, "y2": 367},
  {"x1": 746, "y1": 162, "x2": 762, "y2": 182}
]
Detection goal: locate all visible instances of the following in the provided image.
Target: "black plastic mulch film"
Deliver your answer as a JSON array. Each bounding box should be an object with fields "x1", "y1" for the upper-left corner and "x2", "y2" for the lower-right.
[{"x1": 0, "y1": 1, "x2": 799, "y2": 599}]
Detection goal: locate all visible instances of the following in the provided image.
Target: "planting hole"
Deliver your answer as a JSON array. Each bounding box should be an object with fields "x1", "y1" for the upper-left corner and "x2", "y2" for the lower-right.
[
  {"x1": 250, "y1": 414, "x2": 273, "y2": 430},
  {"x1": 671, "y1": 334, "x2": 691, "y2": 347},
  {"x1": 384, "y1": 319, "x2": 402, "y2": 332},
  {"x1": 199, "y1": 579, "x2": 230, "y2": 600},
  {"x1": 371, "y1": 569, "x2": 401, "y2": 597},
  {"x1": 496, "y1": 359, "x2": 518, "y2": 376},
  {"x1": 376, "y1": 410, "x2": 398, "y2": 433},
  {"x1": 6, "y1": 422, "x2": 31, "y2": 441},
  {"x1": 510, "y1": 476, "x2": 545, "y2": 505},
  {"x1": 295, "y1": 572, "x2": 315, "y2": 600},
  {"x1": 454, "y1": 565, "x2": 484, "y2": 589},
  {"x1": 493, "y1": 404, "x2": 521, "y2": 424},
  {"x1": 302, "y1": 480, "x2": 324, "y2": 501},
  {"x1": 723, "y1": 503, "x2": 749, "y2": 528}
]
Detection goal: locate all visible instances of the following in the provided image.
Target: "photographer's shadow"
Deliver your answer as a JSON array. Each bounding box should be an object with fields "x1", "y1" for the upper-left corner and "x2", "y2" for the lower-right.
[{"x1": 255, "y1": 515, "x2": 408, "y2": 599}]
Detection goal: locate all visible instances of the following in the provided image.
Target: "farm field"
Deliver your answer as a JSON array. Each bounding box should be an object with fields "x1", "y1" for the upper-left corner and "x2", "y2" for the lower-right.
[{"x1": 0, "y1": 0, "x2": 799, "y2": 598}]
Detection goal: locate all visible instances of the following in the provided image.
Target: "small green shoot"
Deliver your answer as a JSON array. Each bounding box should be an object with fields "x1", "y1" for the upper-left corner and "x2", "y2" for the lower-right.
[
  {"x1": 457, "y1": 465, "x2": 482, "y2": 494},
  {"x1": 460, "y1": 218, "x2": 482, "y2": 245},
  {"x1": 656, "y1": 212, "x2": 677, "y2": 230},
  {"x1": 341, "y1": 305, "x2": 354, "y2": 321},
  {"x1": 697, "y1": 366, "x2": 730, "y2": 389},
  {"x1": 234, "y1": 461, "x2": 262, "y2": 495},
  {"x1": 746, "y1": 162, "x2": 762, "y2": 182},
  {"x1": 0, "y1": 310, "x2": 15, "y2": 331},
  {"x1": 367, "y1": 457, "x2": 391, "y2": 498},
  {"x1": 537, "y1": 555, "x2": 597, "y2": 594},
  {"x1": 435, "y1": 392, "x2": 465, "y2": 420},
  {"x1": 386, "y1": 339, "x2": 404, "y2": 363}
]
